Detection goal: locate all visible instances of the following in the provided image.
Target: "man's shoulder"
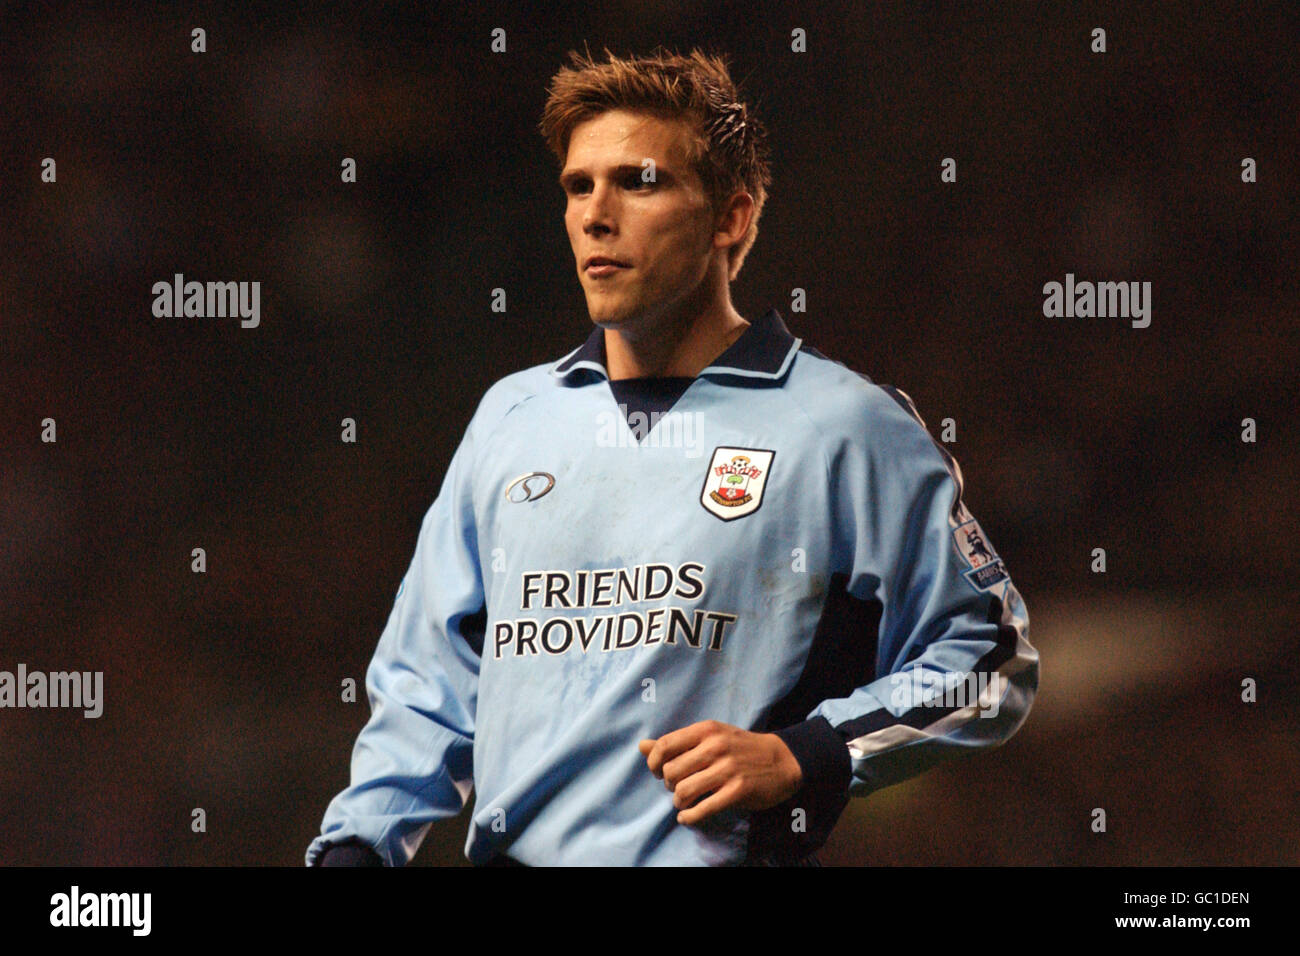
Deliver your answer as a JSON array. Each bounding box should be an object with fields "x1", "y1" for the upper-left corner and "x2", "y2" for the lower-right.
[
  {"x1": 466, "y1": 360, "x2": 557, "y2": 435},
  {"x1": 787, "y1": 344, "x2": 931, "y2": 439},
  {"x1": 786, "y1": 344, "x2": 955, "y2": 488},
  {"x1": 480, "y1": 359, "x2": 555, "y2": 403}
]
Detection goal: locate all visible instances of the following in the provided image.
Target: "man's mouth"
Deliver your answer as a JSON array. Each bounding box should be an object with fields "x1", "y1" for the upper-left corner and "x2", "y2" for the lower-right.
[{"x1": 584, "y1": 256, "x2": 631, "y2": 277}]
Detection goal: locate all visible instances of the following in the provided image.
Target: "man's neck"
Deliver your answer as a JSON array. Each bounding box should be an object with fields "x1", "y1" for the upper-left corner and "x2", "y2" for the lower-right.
[{"x1": 603, "y1": 299, "x2": 750, "y2": 381}]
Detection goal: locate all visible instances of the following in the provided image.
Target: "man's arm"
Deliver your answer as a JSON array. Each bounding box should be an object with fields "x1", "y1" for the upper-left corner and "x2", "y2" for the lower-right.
[
  {"x1": 306, "y1": 423, "x2": 486, "y2": 867},
  {"x1": 802, "y1": 384, "x2": 1038, "y2": 798}
]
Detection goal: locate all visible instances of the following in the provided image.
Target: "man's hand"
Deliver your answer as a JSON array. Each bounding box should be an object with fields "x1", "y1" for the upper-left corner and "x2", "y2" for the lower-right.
[{"x1": 638, "y1": 720, "x2": 803, "y2": 825}]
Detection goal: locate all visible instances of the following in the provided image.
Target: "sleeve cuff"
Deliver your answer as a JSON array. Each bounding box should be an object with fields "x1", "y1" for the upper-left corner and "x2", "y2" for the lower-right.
[
  {"x1": 773, "y1": 715, "x2": 852, "y2": 797},
  {"x1": 315, "y1": 839, "x2": 385, "y2": 867}
]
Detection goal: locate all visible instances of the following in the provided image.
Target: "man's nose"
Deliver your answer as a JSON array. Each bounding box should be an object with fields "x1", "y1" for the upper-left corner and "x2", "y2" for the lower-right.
[{"x1": 583, "y1": 182, "x2": 616, "y2": 233}]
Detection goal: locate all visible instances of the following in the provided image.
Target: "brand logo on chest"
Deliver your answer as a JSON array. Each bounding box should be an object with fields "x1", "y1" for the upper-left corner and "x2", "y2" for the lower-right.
[{"x1": 505, "y1": 472, "x2": 555, "y2": 503}]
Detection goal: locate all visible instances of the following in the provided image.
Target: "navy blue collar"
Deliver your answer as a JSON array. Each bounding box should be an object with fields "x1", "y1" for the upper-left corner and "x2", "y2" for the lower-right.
[{"x1": 550, "y1": 307, "x2": 802, "y2": 385}]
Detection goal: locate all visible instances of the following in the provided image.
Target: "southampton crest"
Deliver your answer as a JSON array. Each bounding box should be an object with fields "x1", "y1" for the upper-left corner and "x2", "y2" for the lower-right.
[{"x1": 700, "y1": 447, "x2": 775, "y2": 521}]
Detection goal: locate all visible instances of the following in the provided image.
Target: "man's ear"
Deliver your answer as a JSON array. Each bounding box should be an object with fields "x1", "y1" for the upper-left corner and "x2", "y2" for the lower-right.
[{"x1": 713, "y1": 190, "x2": 755, "y2": 250}]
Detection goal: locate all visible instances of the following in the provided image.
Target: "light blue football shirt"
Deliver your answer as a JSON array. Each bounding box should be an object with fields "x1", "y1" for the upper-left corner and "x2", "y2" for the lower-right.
[{"x1": 307, "y1": 307, "x2": 1038, "y2": 866}]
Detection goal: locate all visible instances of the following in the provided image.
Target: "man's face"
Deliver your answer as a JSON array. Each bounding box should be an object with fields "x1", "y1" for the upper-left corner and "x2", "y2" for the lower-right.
[{"x1": 560, "y1": 109, "x2": 718, "y2": 331}]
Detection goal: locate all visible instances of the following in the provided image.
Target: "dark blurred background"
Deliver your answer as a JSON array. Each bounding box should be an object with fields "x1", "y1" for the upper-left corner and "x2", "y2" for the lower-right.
[{"x1": 1, "y1": 1, "x2": 1296, "y2": 865}]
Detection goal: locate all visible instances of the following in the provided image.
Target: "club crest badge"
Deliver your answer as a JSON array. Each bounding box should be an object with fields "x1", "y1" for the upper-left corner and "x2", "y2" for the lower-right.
[
  {"x1": 951, "y1": 505, "x2": 1010, "y2": 592},
  {"x1": 700, "y1": 447, "x2": 774, "y2": 521}
]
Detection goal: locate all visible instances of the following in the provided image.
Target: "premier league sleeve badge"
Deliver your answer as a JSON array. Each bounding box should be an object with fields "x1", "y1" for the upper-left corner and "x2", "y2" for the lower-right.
[{"x1": 951, "y1": 506, "x2": 1011, "y2": 593}]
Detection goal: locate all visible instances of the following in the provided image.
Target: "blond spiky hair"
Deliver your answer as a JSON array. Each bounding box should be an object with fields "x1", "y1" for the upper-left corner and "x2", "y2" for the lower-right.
[{"x1": 539, "y1": 46, "x2": 772, "y2": 281}]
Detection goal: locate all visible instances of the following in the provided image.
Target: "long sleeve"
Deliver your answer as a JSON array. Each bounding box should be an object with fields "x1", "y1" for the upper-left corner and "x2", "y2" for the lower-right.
[
  {"x1": 798, "y1": 385, "x2": 1039, "y2": 801},
  {"x1": 305, "y1": 424, "x2": 487, "y2": 867}
]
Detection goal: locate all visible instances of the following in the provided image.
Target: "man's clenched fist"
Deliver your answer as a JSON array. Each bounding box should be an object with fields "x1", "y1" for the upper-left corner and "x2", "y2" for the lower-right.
[{"x1": 638, "y1": 720, "x2": 803, "y2": 825}]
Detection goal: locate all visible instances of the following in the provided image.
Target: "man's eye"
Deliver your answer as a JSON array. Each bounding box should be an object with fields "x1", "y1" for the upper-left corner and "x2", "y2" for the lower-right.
[{"x1": 624, "y1": 174, "x2": 651, "y2": 190}]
